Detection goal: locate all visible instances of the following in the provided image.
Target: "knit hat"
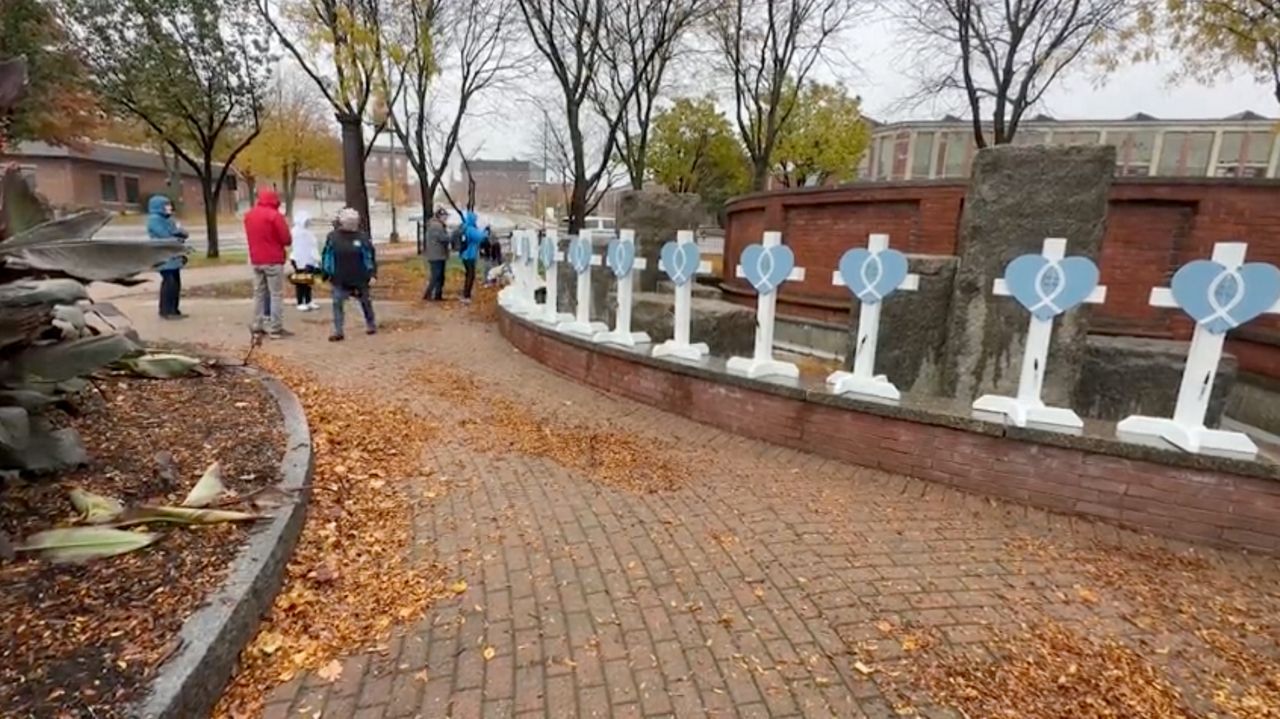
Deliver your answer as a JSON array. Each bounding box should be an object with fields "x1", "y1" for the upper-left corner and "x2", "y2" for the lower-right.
[{"x1": 336, "y1": 207, "x2": 361, "y2": 231}]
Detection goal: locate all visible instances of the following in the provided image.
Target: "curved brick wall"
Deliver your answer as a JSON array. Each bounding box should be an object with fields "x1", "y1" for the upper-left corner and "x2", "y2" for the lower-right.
[
  {"x1": 722, "y1": 178, "x2": 1280, "y2": 378},
  {"x1": 500, "y1": 309, "x2": 1280, "y2": 554}
]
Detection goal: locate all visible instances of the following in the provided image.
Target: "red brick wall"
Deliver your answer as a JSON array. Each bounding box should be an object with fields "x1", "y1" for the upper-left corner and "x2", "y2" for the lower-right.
[
  {"x1": 501, "y1": 312, "x2": 1280, "y2": 554},
  {"x1": 723, "y1": 178, "x2": 1280, "y2": 376}
]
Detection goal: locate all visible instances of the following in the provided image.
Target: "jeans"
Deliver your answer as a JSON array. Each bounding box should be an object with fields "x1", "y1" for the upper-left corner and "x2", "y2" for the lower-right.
[
  {"x1": 295, "y1": 282, "x2": 312, "y2": 305},
  {"x1": 425, "y1": 259, "x2": 446, "y2": 300},
  {"x1": 252, "y1": 264, "x2": 285, "y2": 334},
  {"x1": 158, "y1": 269, "x2": 181, "y2": 316},
  {"x1": 332, "y1": 285, "x2": 376, "y2": 337},
  {"x1": 462, "y1": 259, "x2": 476, "y2": 299}
]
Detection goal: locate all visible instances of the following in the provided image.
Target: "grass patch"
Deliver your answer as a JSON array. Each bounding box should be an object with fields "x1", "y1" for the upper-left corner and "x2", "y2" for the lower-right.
[{"x1": 185, "y1": 251, "x2": 249, "y2": 269}]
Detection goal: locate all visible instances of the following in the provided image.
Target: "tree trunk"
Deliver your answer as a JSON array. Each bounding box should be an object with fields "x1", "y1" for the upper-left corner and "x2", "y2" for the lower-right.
[
  {"x1": 750, "y1": 155, "x2": 770, "y2": 191},
  {"x1": 202, "y1": 182, "x2": 220, "y2": 259},
  {"x1": 337, "y1": 112, "x2": 370, "y2": 231},
  {"x1": 568, "y1": 181, "x2": 587, "y2": 234}
]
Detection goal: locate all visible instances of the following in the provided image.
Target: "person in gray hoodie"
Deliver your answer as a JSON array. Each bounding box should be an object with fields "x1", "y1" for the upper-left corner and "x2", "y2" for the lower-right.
[{"x1": 422, "y1": 207, "x2": 451, "y2": 301}]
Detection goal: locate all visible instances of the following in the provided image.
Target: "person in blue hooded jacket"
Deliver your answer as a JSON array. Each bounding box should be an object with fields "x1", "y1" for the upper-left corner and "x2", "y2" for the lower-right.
[
  {"x1": 146, "y1": 194, "x2": 189, "y2": 319},
  {"x1": 457, "y1": 209, "x2": 486, "y2": 304}
]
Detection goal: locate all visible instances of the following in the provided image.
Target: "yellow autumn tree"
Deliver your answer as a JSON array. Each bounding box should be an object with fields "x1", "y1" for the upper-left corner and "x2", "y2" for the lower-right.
[
  {"x1": 1149, "y1": 0, "x2": 1280, "y2": 108},
  {"x1": 237, "y1": 71, "x2": 342, "y2": 220}
]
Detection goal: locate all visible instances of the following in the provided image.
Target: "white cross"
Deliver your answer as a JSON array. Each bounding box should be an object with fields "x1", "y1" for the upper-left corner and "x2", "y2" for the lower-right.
[
  {"x1": 539, "y1": 230, "x2": 573, "y2": 326},
  {"x1": 593, "y1": 229, "x2": 651, "y2": 348},
  {"x1": 653, "y1": 229, "x2": 714, "y2": 362},
  {"x1": 825, "y1": 233, "x2": 920, "y2": 401},
  {"x1": 726, "y1": 231, "x2": 807, "y2": 380},
  {"x1": 972, "y1": 238, "x2": 1107, "y2": 430},
  {"x1": 556, "y1": 230, "x2": 607, "y2": 337},
  {"x1": 1117, "y1": 241, "x2": 1279, "y2": 456}
]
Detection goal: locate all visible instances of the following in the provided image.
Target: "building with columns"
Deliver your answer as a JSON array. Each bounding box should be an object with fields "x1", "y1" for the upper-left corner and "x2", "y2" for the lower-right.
[{"x1": 862, "y1": 111, "x2": 1280, "y2": 182}]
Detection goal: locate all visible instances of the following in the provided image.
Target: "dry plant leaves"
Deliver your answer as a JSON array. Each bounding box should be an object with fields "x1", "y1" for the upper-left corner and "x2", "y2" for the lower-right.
[
  {"x1": 213, "y1": 356, "x2": 449, "y2": 718},
  {"x1": 408, "y1": 364, "x2": 690, "y2": 493}
]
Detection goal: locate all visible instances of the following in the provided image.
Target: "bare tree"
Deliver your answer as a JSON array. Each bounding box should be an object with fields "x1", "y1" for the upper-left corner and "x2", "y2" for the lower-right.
[
  {"x1": 515, "y1": 0, "x2": 699, "y2": 232},
  {"x1": 385, "y1": 0, "x2": 525, "y2": 217},
  {"x1": 598, "y1": 0, "x2": 707, "y2": 189},
  {"x1": 712, "y1": 0, "x2": 860, "y2": 191},
  {"x1": 252, "y1": 0, "x2": 389, "y2": 225},
  {"x1": 898, "y1": 0, "x2": 1134, "y2": 147}
]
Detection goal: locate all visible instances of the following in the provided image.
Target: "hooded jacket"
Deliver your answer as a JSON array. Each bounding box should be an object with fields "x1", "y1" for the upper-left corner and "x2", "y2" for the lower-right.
[
  {"x1": 322, "y1": 227, "x2": 377, "y2": 289},
  {"x1": 243, "y1": 189, "x2": 291, "y2": 265},
  {"x1": 423, "y1": 216, "x2": 450, "y2": 261},
  {"x1": 146, "y1": 195, "x2": 187, "y2": 272},
  {"x1": 458, "y1": 210, "x2": 485, "y2": 262},
  {"x1": 289, "y1": 211, "x2": 320, "y2": 269}
]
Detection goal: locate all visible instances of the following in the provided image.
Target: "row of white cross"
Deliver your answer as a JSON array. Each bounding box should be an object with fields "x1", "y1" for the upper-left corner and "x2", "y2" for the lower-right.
[{"x1": 498, "y1": 228, "x2": 1280, "y2": 459}]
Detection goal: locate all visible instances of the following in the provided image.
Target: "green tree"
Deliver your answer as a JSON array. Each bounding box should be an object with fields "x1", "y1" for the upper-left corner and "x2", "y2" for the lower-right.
[
  {"x1": 62, "y1": 0, "x2": 272, "y2": 257},
  {"x1": 647, "y1": 97, "x2": 750, "y2": 213},
  {"x1": 0, "y1": 0, "x2": 100, "y2": 150},
  {"x1": 772, "y1": 82, "x2": 870, "y2": 188},
  {"x1": 1148, "y1": 1, "x2": 1280, "y2": 107}
]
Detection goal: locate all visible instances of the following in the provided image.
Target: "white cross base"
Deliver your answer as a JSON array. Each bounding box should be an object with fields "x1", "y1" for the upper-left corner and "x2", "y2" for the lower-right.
[
  {"x1": 971, "y1": 238, "x2": 1107, "y2": 429},
  {"x1": 538, "y1": 231, "x2": 574, "y2": 326},
  {"x1": 594, "y1": 230, "x2": 652, "y2": 348},
  {"x1": 1116, "y1": 242, "x2": 1276, "y2": 456},
  {"x1": 653, "y1": 230, "x2": 714, "y2": 362},
  {"x1": 826, "y1": 234, "x2": 920, "y2": 401},
  {"x1": 557, "y1": 235, "x2": 607, "y2": 337},
  {"x1": 726, "y1": 231, "x2": 807, "y2": 380}
]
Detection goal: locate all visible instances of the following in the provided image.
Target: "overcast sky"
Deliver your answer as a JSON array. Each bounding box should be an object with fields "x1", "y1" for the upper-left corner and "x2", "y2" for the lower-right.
[{"x1": 448, "y1": 10, "x2": 1276, "y2": 168}]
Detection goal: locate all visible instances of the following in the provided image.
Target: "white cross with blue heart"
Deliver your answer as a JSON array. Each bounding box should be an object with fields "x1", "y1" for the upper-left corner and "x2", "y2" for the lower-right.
[
  {"x1": 592, "y1": 229, "x2": 652, "y2": 348},
  {"x1": 826, "y1": 233, "x2": 919, "y2": 401},
  {"x1": 654, "y1": 230, "x2": 714, "y2": 362},
  {"x1": 556, "y1": 230, "x2": 608, "y2": 337},
  {"x1": 1117, "y1": 241, "x2": 1280, "y2": 456},
  {"x1": 726, "y1": 231, "x2": 807, "y2": 380},
  {"x1": 972, "y1": 238, "x2": 1107, "y2": 430},
  {"x1": 539, "y1": 230, "x2": 573, "y2": 326}
]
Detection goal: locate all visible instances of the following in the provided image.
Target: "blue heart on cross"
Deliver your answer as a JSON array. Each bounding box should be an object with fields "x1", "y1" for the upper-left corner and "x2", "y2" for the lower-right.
[
  {"x1": 568, "y1": 236, "x2": 593, "y2": 275},
  {"x1": 539, "y1": 235, "x2": 557, "y2": 267},
  {"x1": 606, "y1": 238, "x2": 636, "y2": 278},
  {"x1": 1171, "y1": 259, "x2": 1280, "y2": 335},
  {"x1": 1004, "y1": 254, "x2": 1100, "y2": 321},
  {"x1": 660, "y1": 241, "x2": 701, "y2": 287},
  {"x1": 740, "y1": 243, "x2": 795, "y2": 296},
  {"x1": 838, "y1": 248, "x2": 909, "y2": 305}
]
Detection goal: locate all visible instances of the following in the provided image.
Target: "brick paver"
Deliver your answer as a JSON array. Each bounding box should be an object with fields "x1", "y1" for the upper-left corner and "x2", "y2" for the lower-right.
[{"x1": 121, "y1": 293, "x2": 1280, "y2": 718}]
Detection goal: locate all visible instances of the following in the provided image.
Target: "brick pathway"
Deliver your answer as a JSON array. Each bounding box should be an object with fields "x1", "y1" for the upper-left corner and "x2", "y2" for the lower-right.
[{"x1": 121, "y1": 293, "x2": 1280, "y2": 719}]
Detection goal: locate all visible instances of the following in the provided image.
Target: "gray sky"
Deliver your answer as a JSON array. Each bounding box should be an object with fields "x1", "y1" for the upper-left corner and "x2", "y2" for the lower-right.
[{"x1": 453, "y1": 11, "x2": 1276, "y2": 168}]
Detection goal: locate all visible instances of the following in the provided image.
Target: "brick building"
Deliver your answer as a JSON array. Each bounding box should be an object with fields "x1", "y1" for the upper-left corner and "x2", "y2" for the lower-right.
[
  {"x1": 1, "y1": 141, "x2": 238, "y2": 215},
  {"x1": 449, "y1": 159, "x2": 545, "y2": 213},
  {"x1": 864, "y1": 111, "x2": 1280, "y2": 181}
]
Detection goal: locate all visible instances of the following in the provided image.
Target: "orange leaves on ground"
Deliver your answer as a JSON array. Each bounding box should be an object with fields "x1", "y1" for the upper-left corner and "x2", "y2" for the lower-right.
[
  {"x1": 407, "y1": 364, "x2": 689, "y2": 494},
  {"x1": 213, "y1": 356, "x2": 449, "y2": 718}
]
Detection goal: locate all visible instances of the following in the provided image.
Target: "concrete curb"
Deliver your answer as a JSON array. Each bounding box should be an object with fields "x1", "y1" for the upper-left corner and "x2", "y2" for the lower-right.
[{"x1": 133, "y1": 369, "x2": 314, "y2": 719}]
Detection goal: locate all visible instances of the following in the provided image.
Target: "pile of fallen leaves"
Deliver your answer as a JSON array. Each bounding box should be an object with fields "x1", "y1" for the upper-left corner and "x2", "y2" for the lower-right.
[
  {"x1": 408, "y1": 364, "x2": 689, "y2": 493},
  {"x1": 1011, "y1": 538, "x2": 1280, "y2": 718},
  {"x1": 213, "y1": 356, "x2": 449, "y2": 718},
  {"x1": 910, "y1": 620, "x2": 1193, "y2": 718},
  {"x1": 0, "y1": 371, "x2": 283, "y2": 719}
]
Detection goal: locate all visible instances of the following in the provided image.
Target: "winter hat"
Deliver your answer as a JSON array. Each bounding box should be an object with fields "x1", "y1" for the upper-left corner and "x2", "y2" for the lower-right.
[{"x1": 336, "y1": 207, "x2": 361, "y2": 231}]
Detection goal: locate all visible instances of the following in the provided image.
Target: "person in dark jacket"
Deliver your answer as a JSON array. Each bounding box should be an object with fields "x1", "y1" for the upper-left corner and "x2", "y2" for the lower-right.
[
  {"x1": 422, "y1": 207, "x2": 451, "y2": 301},
  {"x1": 146, "y1": 195, "x2": 189, "y2": 319},
  {"x1": 322, "y1": 207, "x2": 378, "y2": 341}
]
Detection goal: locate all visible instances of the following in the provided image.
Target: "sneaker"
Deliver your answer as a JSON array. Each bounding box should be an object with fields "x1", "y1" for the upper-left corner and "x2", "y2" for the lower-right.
[
  {"x1": 297, "y1": 304, "x2": 310, "y2": 312},
  {"x1": 365, "y1": 326, "x2": 377, "y2": 335},
  {"x1": 307, "y1": 302, "x2": 322, "y2": 310},
  {"x1": 328, "y1": 334, "x2": 344, "y2": 342},
  {"x1": 462, "y1": 297, "x2": 472, "y2": 305},
  {"x1": 267, "y1": 329, "x2": 294, "y2": 339}
]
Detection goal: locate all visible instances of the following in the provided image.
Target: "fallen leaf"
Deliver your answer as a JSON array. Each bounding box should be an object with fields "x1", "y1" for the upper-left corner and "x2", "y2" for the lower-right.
[
  {"x1": 1076, "y1": 587, "x2": 1100, "y2": 604},
  {"x1": 854, "y1": 661, "x2": 875, "y2": 675},
  {"x1": 316, "y1": 660, "x2": 343, "y2": 683},
  {"x1": 482, "y1": 647, "x2": 496, "y2": 661},
  {"x1": 449, "y1": 580, "x2": 468, "y2": 594}
]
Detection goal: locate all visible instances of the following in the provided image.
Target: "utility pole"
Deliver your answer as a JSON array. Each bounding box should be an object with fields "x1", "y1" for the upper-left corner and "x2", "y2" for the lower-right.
[{"x1": 389, "y1": 132, "x2": 400, "y2": 243}]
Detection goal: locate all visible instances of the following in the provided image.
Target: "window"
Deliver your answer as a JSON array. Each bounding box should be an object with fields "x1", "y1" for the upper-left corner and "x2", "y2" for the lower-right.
[
  {"x1": 1115, "y1": 130, "x2": 1155, "y2": 177},
  {"x1": 99, "y1": 173, "x2": 119, "y2": 203},
  {"x1": 1051, "y1": 131, "x2": 1101, "y2": 146},
  {"x1": 1158, "y1": 131, "x2": 1214, "y2": 176},
  {"x1": 875, "y1": 136, "x2": 893, "y2": 180},
  {"x1": 123, "y1": 176, "x2": 141, "y2": 205},
  {"x1": 1215, "y1": 131, "x2": 1273, "y2": 178},
  {"x1": 911, "y1": 132, "x2": 934, "y2": 179},
  {"x1": 1013, "y1": 131, "x2": 1048, "y2": 146},
  {"x1": 939, "y1": 132, "x2": 972, "y2": 178}
]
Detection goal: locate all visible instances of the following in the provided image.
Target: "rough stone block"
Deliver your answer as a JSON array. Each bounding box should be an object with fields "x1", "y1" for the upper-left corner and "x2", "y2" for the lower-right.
[
  {"x1": 1075, "y1": 335, "x2": 1236, "y2": 424},
  {"x1": 617, "y1": 191, "x2": 708, "y2": 292},
  {"x1": 612, "y1": 292, "x2": 756, "y2": 357},
  {"x1": 845, "y1": 254, "x2": 958, "y2": 396},
  {"x1": 940, "y1": 144, "x2": 1116, "y2": 404},
  {"x1": 1225, "y1": 372, "x2": 1280, "y2": 436}
]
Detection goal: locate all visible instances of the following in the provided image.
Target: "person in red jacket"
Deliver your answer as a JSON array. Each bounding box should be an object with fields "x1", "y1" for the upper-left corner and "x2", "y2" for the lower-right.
[{"x1": 244, "y1": 189, "x2": 293, "y2": 338}]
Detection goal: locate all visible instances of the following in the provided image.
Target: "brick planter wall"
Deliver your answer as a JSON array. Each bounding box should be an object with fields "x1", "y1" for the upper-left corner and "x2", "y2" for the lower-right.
[
  {"x1": 721, "y1": 178, "x2": 1280, "y2": 378},
  {"x1": 500, "y1": 310, "x2": 1280, "y2": 554}
]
